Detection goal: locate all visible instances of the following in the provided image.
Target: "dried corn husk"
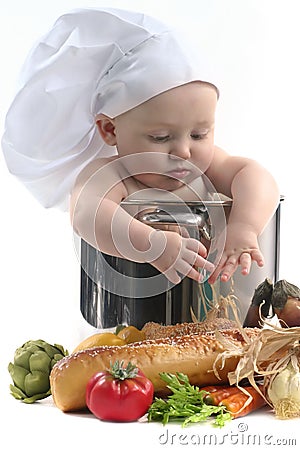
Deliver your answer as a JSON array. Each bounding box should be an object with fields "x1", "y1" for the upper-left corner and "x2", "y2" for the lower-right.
[
  {"x1": 213, "y1": 320, "x2": 300, "y2": 419},
  {"x1": 194, "y1": 278, "x2": 242, "y2": 323}
]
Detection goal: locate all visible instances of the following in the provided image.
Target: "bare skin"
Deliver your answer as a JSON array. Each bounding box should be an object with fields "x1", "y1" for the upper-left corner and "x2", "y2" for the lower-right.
[{"x1": 70, "y1": 82, "x2": 279, "y2": 285}]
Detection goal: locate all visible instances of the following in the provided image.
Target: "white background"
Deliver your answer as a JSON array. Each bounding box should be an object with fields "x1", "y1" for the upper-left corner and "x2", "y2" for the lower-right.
[{"x1": 1, "y1": 1, "x2": 300, "y2": 448}]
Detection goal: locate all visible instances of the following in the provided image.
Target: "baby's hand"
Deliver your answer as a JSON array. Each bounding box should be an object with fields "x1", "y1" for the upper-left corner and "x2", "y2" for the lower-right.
[
  {"x1": 148, "y1": 230, "x2": 215, "y2": 284},
  {"x1": 208, "y1": 225, "x2": 264, "y2": 284}
]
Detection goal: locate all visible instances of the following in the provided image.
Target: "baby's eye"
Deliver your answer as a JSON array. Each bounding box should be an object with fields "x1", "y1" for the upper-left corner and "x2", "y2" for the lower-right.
[
  {"x1": 149, "y1": 135, "x2": 170, "y2": 143},
  {"x1": 191, "y1": 131, "x2": 208, "y2": 140}
]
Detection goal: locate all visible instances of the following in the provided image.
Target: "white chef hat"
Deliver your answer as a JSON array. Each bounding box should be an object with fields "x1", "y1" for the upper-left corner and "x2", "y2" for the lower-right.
[{"x1": 2, "y1": 7, "x2": 219, "y2": 210}]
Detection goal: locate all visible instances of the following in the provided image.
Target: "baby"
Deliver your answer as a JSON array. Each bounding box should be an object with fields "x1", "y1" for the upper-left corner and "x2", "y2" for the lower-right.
[
  {"x1": 2, "y1": 8, "x2": 279, "y2": 286},
  {"x1": 70, "y1": 80, "x2": 279, "y2": 285}
]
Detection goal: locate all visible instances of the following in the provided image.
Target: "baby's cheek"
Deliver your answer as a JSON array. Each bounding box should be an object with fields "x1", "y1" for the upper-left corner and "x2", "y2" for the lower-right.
[{"x1": 193, "y1": 148, "x2": 214, "y2": 173}]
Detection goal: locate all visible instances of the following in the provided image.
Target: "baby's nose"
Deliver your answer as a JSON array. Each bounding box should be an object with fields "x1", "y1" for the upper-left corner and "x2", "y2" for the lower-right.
[{"x1": 169, "y1": 141, "x2": 191, "y2": 160}]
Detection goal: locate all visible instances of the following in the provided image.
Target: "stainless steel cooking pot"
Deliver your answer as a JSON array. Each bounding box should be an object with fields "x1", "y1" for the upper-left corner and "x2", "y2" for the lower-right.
[{"x1": 80, "y1": 197, "x2": 283, "y2": 329}]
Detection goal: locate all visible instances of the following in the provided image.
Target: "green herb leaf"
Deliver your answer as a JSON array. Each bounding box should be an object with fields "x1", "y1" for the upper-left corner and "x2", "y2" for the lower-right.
[{"x1": 148, "y1": 372, "x2": 232, "y2": 428}]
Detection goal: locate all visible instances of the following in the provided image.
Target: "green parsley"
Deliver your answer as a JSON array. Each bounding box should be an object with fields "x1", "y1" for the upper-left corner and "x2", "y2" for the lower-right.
[{"x1": 147, "y1": 372, "x2": 232, "y2": 428}]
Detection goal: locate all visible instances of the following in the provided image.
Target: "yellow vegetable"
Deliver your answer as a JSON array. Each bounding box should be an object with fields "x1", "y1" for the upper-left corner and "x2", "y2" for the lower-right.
[
  {"x1": 117, "y1": 326, "x2": 146, "y2": 344},
  {"x1": 72, "y1": 332, "x2": 126, "y2": 353}
]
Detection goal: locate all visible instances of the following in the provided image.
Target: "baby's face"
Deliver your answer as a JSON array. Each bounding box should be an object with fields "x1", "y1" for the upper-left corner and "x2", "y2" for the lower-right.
[{"x1": 114, "y1": 81, "x2": 217, "y2": 190}]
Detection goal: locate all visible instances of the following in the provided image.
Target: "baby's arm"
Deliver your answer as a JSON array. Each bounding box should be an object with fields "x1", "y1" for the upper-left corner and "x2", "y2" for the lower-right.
[
  {"x1": 206, "y1": 146, "x2": 280, "y2": 284},
  {"x1": 70, "y1": 158, "x2": 214, "y2": 284}
]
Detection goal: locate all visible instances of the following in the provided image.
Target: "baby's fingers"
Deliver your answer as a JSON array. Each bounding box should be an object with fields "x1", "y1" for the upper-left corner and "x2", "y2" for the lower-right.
[
  {"x1": 174, "y1": 259, "x2": 203, "y2": 282},
  {"x1": 239, "y1": 252, "x2": 253, "y2": 275},
  {"x1": 191, "y1": 253, "x2": 215, "y2": 273},
  {"x1": 240, "y1": 249, "x2": 264, "y2": 275},
  {"x1": 209, "y1": 248, "x2": 265, "y2": 284},
  {"x1": 208, "y1": 253, "x2": 239, "y2": 284},
  {"x1": 186, "y1": 237, "x2": 208, "y2": 258},
  {"x1": 164, "y1": 260, "x2": 203, "y2": 284},
  {"x1": 219, "y1": 255, "x2": 239, "y2": 282},
  {"x1": 250, "y1": 249, "x2": 264, "y2": 267},
  {"x1": 184, "y1": 239, "x2": 214, "y2": 272}
]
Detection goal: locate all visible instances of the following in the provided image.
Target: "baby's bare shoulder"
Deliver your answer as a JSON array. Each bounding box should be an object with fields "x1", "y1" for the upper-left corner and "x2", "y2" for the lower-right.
[
  {"x1": 74, "y1": 156, "x2": 120, "y2": 186},
  {"x1": 71, "y1": 156, "x2": 129, "y2": 207}
]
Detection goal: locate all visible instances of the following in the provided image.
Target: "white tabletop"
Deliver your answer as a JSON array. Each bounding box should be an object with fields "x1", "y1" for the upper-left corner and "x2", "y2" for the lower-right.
[{"x1": 2, "y1": 387, "x2": 299, "y2": 450}]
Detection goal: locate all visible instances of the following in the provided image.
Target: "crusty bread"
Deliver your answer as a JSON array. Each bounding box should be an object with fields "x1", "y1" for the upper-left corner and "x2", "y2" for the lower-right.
[
  {"x1": 142, "y1": 318, "x2": 238, "y2": 340},
  {"x1": 50, "y1": 328, "x2": 260, "y2": 412}
]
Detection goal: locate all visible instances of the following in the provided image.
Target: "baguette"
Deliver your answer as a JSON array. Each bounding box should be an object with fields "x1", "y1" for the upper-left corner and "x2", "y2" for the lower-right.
[
  {"x1": 142, "y1": 318, "x2": 237, "y2": 340},
  {"x1": 50, "y1": 328, "x2": 260, "y2": 412}
]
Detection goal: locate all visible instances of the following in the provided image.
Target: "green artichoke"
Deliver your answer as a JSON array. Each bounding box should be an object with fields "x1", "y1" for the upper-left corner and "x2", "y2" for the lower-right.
[{"x1": 8, "y1": 339, "x2": 68, "y2": 403}]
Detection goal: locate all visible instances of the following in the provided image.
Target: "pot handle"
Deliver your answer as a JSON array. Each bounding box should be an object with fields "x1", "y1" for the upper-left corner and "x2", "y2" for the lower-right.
[{"x1": 135, "y1": 206, "x2": 212, "y2": 241}]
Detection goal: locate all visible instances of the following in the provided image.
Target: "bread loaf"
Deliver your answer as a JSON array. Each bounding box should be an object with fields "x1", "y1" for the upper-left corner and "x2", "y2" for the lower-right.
[
  {"x1": 50, "y1": 328, "x2": 259, "y2": 412},
  {"x1": 142, "y1": 318, "x2": 237, "y2": 340}
]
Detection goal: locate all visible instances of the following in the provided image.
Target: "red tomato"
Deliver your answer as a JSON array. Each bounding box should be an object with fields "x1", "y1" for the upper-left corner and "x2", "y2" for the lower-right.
[{"x1": 86, "y1": 361, "x2": 154, "y2": 422}]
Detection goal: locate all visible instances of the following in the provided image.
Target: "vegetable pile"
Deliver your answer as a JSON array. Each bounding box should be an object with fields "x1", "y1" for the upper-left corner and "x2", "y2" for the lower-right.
[{"x1": 7, "y1": 282, "x2": 300, "y2": 425}]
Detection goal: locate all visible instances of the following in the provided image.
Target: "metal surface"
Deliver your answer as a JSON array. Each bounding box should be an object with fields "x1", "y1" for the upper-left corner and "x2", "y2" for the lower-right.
[{"x1": 135, "y1": 204, "x2": 212, "y2": 240}]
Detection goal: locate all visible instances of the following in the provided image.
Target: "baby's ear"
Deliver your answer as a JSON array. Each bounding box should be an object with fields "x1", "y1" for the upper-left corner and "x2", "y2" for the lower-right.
[{"x1": 96, "y1": 114, "x2": 117, "y2": 146}]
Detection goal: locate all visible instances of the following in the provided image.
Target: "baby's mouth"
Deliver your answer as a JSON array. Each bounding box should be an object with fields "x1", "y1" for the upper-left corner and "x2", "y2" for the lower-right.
[{"x1": 165, "y1": 168, "x2": 191, "y2": 180}]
